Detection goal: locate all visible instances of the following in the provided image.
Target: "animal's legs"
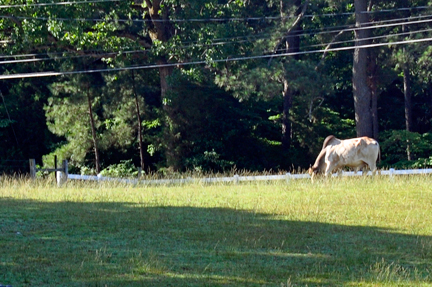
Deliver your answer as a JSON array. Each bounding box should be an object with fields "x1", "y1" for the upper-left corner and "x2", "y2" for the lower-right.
[{"x1": 324, "y1": 162, "x2": 337, "y2": 177}]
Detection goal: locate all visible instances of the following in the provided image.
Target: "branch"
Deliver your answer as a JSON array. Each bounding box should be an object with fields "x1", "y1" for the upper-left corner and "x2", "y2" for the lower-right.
[
  {"x1": 268, "y1": 0, "x2": 309, "y2": 66},
  {"x1": 7, "y1": 15, "x2": 23, "y2": 27},
  {"x1": 114, "y1": 31, "x2": 152, "y2": 48},
  {"x1": 308, "y1": 97, "x2": 324, "y2": 122},
  {"x1": 145, "y1": 0, "x2": 153, "y2": 9},
  {"x1": 314, "y1": 29, "x2": 345, "y2": 71}
]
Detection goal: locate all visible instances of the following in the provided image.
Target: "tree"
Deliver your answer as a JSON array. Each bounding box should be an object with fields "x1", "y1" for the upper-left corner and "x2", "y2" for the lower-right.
[
  {"x1": 271, "y1": 0, "x2": 308, "y2": 149},
  {"x1": 5, "y1": 0, "x2": 432, "y2": 174},
  {"x1": 102, "y1": 69, "x2": 159, "y2": 172},
  {"x1": 353, "y1": 0, "x2": 374, "y2": 138},
  {"x1": 45, "y1": 75, "x2": 107, "y2": 173}
]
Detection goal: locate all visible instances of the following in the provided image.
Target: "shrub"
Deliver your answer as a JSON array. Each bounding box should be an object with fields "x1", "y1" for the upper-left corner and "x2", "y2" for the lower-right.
[
  {"x1": 99, "y1": 159, "x2": 139, "y2": 178},
  {"x1": 380, "y1": 130, "x2": 432, "y2": 168}
]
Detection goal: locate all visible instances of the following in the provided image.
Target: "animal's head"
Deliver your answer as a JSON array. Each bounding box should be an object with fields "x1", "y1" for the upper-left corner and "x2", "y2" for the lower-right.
[
  {"x1": 310, "y1": 147, "x2": 328, "y2": 175},
  {"x1": 308, "y1": 164, "x2": 321, "y2": 183},
  {"x1": 308, "y1": 165, "x2": 319, "y2": 175}
]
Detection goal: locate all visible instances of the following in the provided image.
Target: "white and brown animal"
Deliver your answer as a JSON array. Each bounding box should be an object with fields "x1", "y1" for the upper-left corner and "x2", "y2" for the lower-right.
[{"x1": 309, "y1": 135, "x2": 380, "y2": 180}]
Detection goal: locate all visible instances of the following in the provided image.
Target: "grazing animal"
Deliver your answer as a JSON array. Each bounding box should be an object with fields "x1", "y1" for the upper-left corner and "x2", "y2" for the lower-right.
[{"x1": 309, "y1": 135, "x2": 380, "y2": 180}]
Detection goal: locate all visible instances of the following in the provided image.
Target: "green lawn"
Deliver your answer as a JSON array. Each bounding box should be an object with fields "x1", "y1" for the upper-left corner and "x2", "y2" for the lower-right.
[{"x1": 1, "y1": 176, "x2": 432, "y2": 286}]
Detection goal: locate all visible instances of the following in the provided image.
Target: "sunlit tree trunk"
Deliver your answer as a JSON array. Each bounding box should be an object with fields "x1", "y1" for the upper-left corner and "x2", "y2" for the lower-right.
[
  {"x1": 144, "y1": 0, "x2": 180, "y2": 170},
  {"x1": 281, "y1": 78, "x2": 292, "y2": 148},
  {"x1": 353, "y1": 0, "x2": 373, "y2": 138},
  {"x1": 400, "y1": 16, "x2": 413, "y2": 160},
  {"x1": 403, "y1": 55, "x2": 412, "y2": 161},
  {"x1": 131, "y1": 71, "x2": 146, "y2": 172},
  {"x1": 86, "y1": 87, "x2": 101, "y2": 174},
  {"x1": 368, "y1": 51, "x2": 379, "y2": 140},
  {"x1": 280, "y1": 0, "x2": 304, "y2": 150}
]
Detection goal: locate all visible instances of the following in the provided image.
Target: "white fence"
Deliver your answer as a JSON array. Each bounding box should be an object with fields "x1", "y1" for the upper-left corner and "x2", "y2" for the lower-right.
[
  {"x1": 30, "y1": 159, "x2": 432, "y2": 186},
  {"x1": 66, "y1": 168, "x2": 432, "y2": 186}
]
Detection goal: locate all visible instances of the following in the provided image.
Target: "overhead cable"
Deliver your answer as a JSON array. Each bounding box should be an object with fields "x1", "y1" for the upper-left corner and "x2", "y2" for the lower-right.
[
  {"x1": 0, "y1": 0, "x2": 120, "y2": 8},
  {"x1": 3, "y1": 26, "x2": 431, "y2": 65},
  {"x1": 177, "y1": 14, "x2": 432, "y2": 47},
  {"x1": 2, "y1": 15, "x2": 431, "y2": 64},
  {"x1": 1, "y1": 13, "x2": 431, "y2": 58},
  {"x1": 0, "y1": 5, "x2": 431, "y2": 22},
  {"x1": 1, "y1": 36, "x2": 432, "y2": 80},
  {"x1": 0, "y1": 50, "x2": 147, "y2": 63}
]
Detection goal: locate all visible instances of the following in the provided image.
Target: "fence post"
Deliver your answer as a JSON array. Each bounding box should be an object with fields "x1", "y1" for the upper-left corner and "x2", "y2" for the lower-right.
[
  {"x1": 234, "y1": 174, "x2": 239, "y2": 184},
  {"x1": 389, "y1": 168, "x2": 395, "y2": 179},
  {"x1": 29, "y1": 159, "x2": 36, "y2": 179},
  {"x1": 285, "y1": 172, "x2": 291, "y2": 183},
  {"x1": 63, "y1": 159, "x2": 68, "y2": 175},
  {"x1": 56, "y1": 160, "x2": 68, "y2": 187},
  {"x1": 54, "y1": 155, "x2": 57, "y2": 181}
]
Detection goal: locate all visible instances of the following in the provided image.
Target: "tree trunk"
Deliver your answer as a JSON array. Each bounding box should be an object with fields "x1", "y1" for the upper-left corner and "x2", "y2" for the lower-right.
[
  {"x1": 353, "y1": 0, "x2": 373, "y2": 138},
  {"x1": 280, "y1": 0, "x2": 303, "y2": 150},
  {"x1": 401, "y1": 16, "x2": 413, "y2": 160},
  {"x1": 403, "y1": 50, "x2": 413, "y2": 132},
  {"x1": 146, "y1": 0, "x2": 179, "y2": 170},
  {"x1": 281, "y1": 79, "x2": 292, "y2": 148},
  {"x1": 371, "y1": 87, "x2": 379, "y2": 140},
  {"x1": 403, "y1": 51, "x2": 412, "y2": 161},
  {"x1": 131, "y1": 71, "x2": 146, "y2": 172},
  {"x1": 86, "y1": 89, "x2": 101, "y2": 174},
  {"x1": 368, "y1": 51, "x2": 379, "y2": 140},
  {"x1": 159, "y1": 62, "x2": 181, "y2": 171}
]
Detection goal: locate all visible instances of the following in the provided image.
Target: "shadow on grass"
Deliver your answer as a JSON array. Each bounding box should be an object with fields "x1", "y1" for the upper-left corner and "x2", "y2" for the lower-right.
[{"x1": 0, "y1": 197, "x2": 431, "y2": 286}]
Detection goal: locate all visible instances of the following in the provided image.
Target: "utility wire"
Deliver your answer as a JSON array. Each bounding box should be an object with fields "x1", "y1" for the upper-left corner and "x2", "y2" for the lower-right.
[
  {"x1": 300, "y1": 27, "x2": 432, "y2": 50},
  {"x1": 0, "y1": 50, "x2": 147, "y2": 64},
  {"x1": 0, "y1": 91, "x2": 19, "y2": 146},
  {"x1": 2, "y1": 13, "x2": 432, "y2": 61},
  {"x1": 0, "y1": 9, "x2": 430, "y2": 53},
  {"x1": 0, "y1": 11, "x2": 425, "y2": 24},
  {"x1": 0, "y1": 0, "x2": 120, "y2": 9},
  {"x1": 176, "y1": 13, "x2": 432, "y2": 47},
  {"x1": 1, "y1": 7, "x2": 431, "y2": 67},
  {"x1": 0, "y1": 49, "x2": 146, "y2": 59},
  {"x1": 1, "y1": 36, "x2": 431, "y2": 80},
  {"x1": 0, "y1": 5, "x2": 431, "y2": 22},
  {"x1": 2, "y1": 26, "x2": 431, "y2": 65},
  {"x1": 0, "y1": 1, "x2": 431, "y2": 21}
]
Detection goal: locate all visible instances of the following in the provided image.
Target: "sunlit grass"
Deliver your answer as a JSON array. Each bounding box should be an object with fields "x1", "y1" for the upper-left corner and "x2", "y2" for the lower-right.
[{"x1": 1, "y1": 175, "x2": 432, "y2": 286}]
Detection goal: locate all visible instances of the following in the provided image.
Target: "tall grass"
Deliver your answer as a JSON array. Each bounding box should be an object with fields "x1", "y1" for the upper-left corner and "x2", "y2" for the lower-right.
[{"x1": 1, "y1": 175, "x2": 432, "y2": 286}]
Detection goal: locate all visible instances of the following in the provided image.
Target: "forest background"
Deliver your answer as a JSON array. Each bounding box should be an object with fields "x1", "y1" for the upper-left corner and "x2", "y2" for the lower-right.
[{"x1": 1, "y1": 0, "x2": 432, "y2": 176}]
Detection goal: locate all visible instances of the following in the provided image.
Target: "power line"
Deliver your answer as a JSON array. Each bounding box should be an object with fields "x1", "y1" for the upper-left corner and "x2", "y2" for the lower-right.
[
  {"x1": 0, "y1": 0, "x2": 120, "y2": 9},
  {"x1": 1, "y1": 5, "x2": 431, "y2": 23},
  {"x1": 1, "y1": 7, "x2": 431, "y2": 59},
  {"x1": 1, "y1": 8, "x2": 431, "y2": 67},
  {"x1": 176, "y1": 13, "x2": 432, "y2": 48},
  {"x1": 1, "y1": 36, "x2": 431, "y2": 80},
  {"x1": 0, "y1": 50, "x2": 147, "y2": 64},
  {"x1": 3, "y1": 26, "x2": 431, "y2": 65},
  {"x1": 0, "y1": 91, "x2": 19, "y2": 146},
  {"x1": 3, "y1": 13, "x2": 432, "y2": 62},
  {"x1": 318, "y1": 27, "x2": 432, "y2": 47},
  {"x1": 0, "y1": 49, "x2": 145, "y2": 59}
]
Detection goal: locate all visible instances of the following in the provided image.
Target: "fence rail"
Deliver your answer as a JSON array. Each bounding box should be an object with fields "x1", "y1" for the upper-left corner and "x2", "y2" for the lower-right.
[
  {"x1": 66, "y1": 168, "x2": 432, "y2": 185},
  {"x1": 29, "y1": 159, "x2": 432, "y2": 186}
]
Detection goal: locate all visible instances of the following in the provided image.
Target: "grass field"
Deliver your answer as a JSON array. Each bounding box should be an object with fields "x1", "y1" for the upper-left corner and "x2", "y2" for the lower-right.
[{"x1": 1, "y1": 175, "x2": 432, "y2": 286}]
